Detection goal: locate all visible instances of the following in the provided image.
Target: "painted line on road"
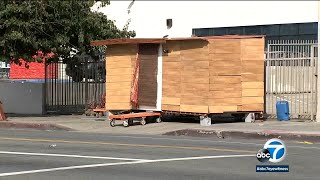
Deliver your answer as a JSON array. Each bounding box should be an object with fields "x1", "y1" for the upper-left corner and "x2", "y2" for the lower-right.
[
  {"x1": 95, "y1": 135, "x2": 320, "y2": 149},
  {"x1": 0, "y1": 154, "x2": 254, "y2": 177},
  {"x1": 0, "y1": 151, "x2": 146, "y2": 161},
  {"x1": 0, "y1": 137, "x2": 256, "y2": 153}
]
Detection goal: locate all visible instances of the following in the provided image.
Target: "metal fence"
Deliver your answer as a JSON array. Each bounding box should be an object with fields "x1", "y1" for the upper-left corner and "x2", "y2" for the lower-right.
[
  {"x1": 265, "y1": 40, "x2": 318, "y2": 120},
  {"x1": 0, "y1": 68, "x2": 9, "y2": 79},
  {"x1": 45, "y1": 55, "x2": 105, "y2": 114}
]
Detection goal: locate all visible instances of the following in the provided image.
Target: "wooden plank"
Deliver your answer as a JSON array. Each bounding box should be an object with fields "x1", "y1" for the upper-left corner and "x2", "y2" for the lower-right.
[
  {"x1": 182, "y1": 67, "x2": 211, "y2": 73},
  {"x1": 237, "y1": 105, "x2": 242, "y2": 111},
  {"x1": 162, "y1": 88, "x2": 181, "y2": 97},
  {"x1": 209, "y1": 66, "x2": 241, "y2": 76},
  {"x1": 161, "y1": 104, "x2": 180, "y2": 111},
  {"x1": 106, "y1": 88, "x2": 131, "y2": 96},
  {"x1": 181, "y1": 71, "x2": 210, "y2": 77},
  {"x1": 163, "y1": 61, "x2": 181, "y2": 68},
  {"x1": 210, "y1": 53, "x2": 241, "y2": 61},
  {"x1": 163, "y1": 74, "x2": 181, "y2": 82},
  {"x1": 241, "y1": 38, "x2": 264, "y2": 47},
  {"x1": 163, "y1": 55, "x2": 181, "y2": 62},
  {"x1": 180, "y1": 105, "x2": 208, "y2": 113},
  {"x1": 242, "y1": 66, "x2": 264, "y2": 74},
  {"x1": 181, "y1": 76, "x2": 209, "y2": 84},
  {"x1": 241, "y1": 73, "x2": 264, "y2": 82},
  {"x1": 242, "y1": 60, "x2": 264, "y2": 67},
  {"x1": 209, "y1": 60, "x2": 241, "y2": 67},
  {"x1": 209, "y1": 83, "x2": 241, "y2": 91},
  {"x1": 181, "y1": 83, "x2": 208, "y2": 91},
  {"x1": 210, "y1": 76, "x2": 241, "y2": 84},
  {"x1": 106, "y1": 74, "x2": 132, "y2": 83},
  {"x1": 106, "y1": 102, "x2": 131, "y2": 110},
  {"x1": 163, "y1": 69, "x2": 181, "y2": 75},
  {"x1": 209, "y1": 106, "x2": 238, "y2": 113},
  {"x1": 106, "y1": 68, "x2": 133, "y2": 75},
  {"x1": 209, "y1": 39, "x2": 241, "y2": 54},
  {"x1": 181, "y1": 89, "x2": 209, "y2": 97},
  {"x1": 209, "y1": 91, "x2": 242, "y2": 99},
  {"x1": 180, "y1": 54, "x2": 209, "y2": 61},
  {"x1": 107, "y1": 60, "x2": 132, "y2": 69},
  {"x1": 242, "y1": 89, "x2": 264, "y2": 97},
  {"x1": 208, "y1": 98, "x2": 242, "y2": 106},
  {"x1": 181, "y1": 60, "x2": 209, "y2": 68},
  {"x1": 106, "y1": 82, "x2": 131, "y2": 90},
  {"x1": 105, "y1": 96, "x2": 130, "y2": 103},
  {"x1": 242, "y1": 97, "x2": 264, "y2": 105},
  {"x1": 242, "y1": 82, "x2": 264, "y2": 89},
  {"x1": 162, "y1": 97, "x2": 180, "y2": 105},
  {"x1": 180, "y1": 40, "x2": 208, "y2": 54},
  {"x1": 162, "y1": 80, "x2": 181, "y2": 88},
  {"x1": 241, "y1": 45, "x2": 265, "y2": 60},
  {"x1": 180, "y1": 96, "x2": 208, "y2": 105},
  {"x1": 241, "y1": 103, "x2": 264, "y2": 111}
]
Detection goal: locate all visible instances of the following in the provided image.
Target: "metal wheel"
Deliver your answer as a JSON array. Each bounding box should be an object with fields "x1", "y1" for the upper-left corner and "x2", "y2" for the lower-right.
[
  {"x1": 123, "y1": 120, "x2": 129, "y2": 127},
  {"x1": 140, "y1": 118, "x2": 146, "y2": 126},
  {"x1": 110, "y1": 120, "x2": 115, "y2": 127},
  {"x1": 128, "y1": 119, "x2": 134, "y2": 126},
  {"x1": 155, "y1": 117, "x2": 162, "y2": 123}
]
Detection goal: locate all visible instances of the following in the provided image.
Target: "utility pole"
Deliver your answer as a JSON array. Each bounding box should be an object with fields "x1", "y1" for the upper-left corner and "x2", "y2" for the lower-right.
[{"x1": 316, "y1": 0, "x2": 320, "y2": 122}]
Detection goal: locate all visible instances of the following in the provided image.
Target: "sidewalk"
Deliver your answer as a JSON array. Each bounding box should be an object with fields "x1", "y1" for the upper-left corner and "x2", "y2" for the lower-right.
[{"x1": 2, "y1": 115, "x2": 320, "y2": 142}]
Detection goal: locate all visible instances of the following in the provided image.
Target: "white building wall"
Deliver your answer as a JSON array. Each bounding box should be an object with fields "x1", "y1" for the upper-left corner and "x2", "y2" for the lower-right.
[{"x1": 95, "y1": 1, "x2": 318, "y2": 38}]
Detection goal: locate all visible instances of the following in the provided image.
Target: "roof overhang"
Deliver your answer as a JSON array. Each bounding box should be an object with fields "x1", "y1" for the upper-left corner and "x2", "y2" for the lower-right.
[{"x1": 90, "y1": 35, "x2": 265, "y2": 46}]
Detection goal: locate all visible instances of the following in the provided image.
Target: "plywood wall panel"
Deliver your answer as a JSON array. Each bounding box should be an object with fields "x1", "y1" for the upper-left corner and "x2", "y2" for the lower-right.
[
  {"x1": 180, "y1": 105, "x2": 208, "y2": 113},
  {"x1": 162, "y1": 104, "x2": 180, "y2": 111}
]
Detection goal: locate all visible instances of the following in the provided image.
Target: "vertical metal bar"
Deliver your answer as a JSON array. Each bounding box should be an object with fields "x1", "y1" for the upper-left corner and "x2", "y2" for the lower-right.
[
  {"x1": 265, "y1": 44, "x2": 269, "y2": 116},
  {"x1": 85, "y1": 56, "x2": 89, "y2": 111},
  {"x1": 307, "y1": 40, "x2": 310, "y2": 118},
  {"x1": 301, "y1": 42, "x2": 307, "y2": 116},
  {"x1": 289, "y1": 42, "x2": 295, "y2": 115},
  {"x1": 297, "y1": 40, "x2": 301, "y2": 116},
  {"x1": 43, "y1": 61, "x2": 47, "y2": 114},
  {"x1": 311, "y1": 44, "x2": 314, "y2": 121}
]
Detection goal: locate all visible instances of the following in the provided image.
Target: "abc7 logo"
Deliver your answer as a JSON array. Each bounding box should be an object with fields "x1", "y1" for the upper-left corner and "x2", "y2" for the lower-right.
[
  {"x1": 256, "y1": 149, "x2": 271, "y2": 163},
  {"x1": 256, "y1": 138, "x2": 286, "y2": 163}
]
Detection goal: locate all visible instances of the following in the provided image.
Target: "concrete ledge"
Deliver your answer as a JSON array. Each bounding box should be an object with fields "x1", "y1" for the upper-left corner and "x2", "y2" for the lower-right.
[
  {"x1": 0, "y1": 121, "x2": 73, "y2": 131},
  {"x1": 163, "y1": 129, "x2": 320, "y2": 143}
]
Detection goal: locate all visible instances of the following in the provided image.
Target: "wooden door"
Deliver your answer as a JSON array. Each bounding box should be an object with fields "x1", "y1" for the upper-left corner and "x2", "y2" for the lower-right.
[{"x1": 138, "y1": 44, "x2": 159, "y2": 108}]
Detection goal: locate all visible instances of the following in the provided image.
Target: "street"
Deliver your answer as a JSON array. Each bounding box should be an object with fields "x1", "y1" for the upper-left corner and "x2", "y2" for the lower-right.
[{"x1": 0, "y1": 129, "x2": 318, "y2": 180}]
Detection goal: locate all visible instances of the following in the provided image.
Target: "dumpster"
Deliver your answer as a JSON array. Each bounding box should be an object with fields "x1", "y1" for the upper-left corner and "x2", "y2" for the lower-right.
[{"x1": 276, "y1": 101, "x2": 290, "y2": 121}]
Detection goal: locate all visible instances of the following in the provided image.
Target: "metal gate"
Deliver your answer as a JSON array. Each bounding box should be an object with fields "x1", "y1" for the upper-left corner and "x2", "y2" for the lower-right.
[
  {"x1": 265, "y1": 40, "x2": 318, "y2": 120},
  {"x1": 44, "y1": 55, "x2": 106, "y2": 114}
]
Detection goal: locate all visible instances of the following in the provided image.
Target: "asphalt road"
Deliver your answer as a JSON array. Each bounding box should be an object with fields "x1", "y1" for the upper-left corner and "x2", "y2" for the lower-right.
[{"x1": 0, "y1": 129, "x2": 319, "y2": 180}]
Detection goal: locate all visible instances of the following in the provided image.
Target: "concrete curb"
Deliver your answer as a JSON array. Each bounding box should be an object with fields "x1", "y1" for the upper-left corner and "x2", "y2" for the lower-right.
[
  {"x1": 163, "y1": 129, "x2": 320, "y2": 143},
  {"x1": 0, "y1": 121, "x2": 74, "y2": 131}
]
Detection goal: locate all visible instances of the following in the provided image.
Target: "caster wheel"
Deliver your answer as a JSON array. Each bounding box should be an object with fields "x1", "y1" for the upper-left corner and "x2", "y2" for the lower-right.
[
  {"x1": 156, "y1": 117, "x2": 162, "y2": 123},
  {"x1": 123, "y1": 120, "x2": 129, "y2": 127},
  {"x1": 140, "y1": 118, "x2": 146, "y2": 126},
  {"x1": 110, "y1": 120, "x2": 115, "y2": 127},
  {"x1": 128, "y1": 119, "x2": 134, "y2": 126}
]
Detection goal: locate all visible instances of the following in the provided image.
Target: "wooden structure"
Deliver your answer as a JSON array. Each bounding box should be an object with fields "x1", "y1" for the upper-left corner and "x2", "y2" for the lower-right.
[{"x1": 91, "y1": 35, "x2": 265, "y2": 116}]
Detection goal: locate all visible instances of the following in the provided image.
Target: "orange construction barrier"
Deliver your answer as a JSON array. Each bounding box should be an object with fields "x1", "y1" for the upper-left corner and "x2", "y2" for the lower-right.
[{"x1": 0, "y1": 101, "x2": 7, "y2": 121}]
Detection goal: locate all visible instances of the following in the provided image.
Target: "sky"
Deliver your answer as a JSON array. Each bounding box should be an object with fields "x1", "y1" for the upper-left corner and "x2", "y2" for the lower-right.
[{"x1": 93, "y1": 1, "x2": 319, "y2": 38}]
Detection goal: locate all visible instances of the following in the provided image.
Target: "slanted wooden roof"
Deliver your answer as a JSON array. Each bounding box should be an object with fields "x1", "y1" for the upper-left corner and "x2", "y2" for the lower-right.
[{"x1": 90, "y1": 35, "x2": 265, "y2": 46}]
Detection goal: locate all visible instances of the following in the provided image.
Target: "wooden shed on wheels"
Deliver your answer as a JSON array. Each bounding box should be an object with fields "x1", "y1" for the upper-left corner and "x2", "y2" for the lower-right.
[{"x1": 90, "y1": 35, "x2": 265, "y2": 118}]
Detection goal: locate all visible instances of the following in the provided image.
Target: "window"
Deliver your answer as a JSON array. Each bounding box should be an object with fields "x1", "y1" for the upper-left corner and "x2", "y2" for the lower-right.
[
  {"x1": 227, "y1": 27, "x2": 244, "y2": 35},
  {"x1": 298, "y1": 23, "x2": 317, "y2": 35},
  {"x1": 279, "y1": 24, "x2": 298, "y2": 36},
  {"x1": 262, "y1": 25, "x2": 280, "y2": 36},
  {"x1": 244, "y1": 26, "x2": 262, "y2": 35}
]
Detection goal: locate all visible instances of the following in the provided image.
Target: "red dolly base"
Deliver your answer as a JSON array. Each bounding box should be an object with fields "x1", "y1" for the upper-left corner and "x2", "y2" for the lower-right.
[{"x1": 109, "y1": 112, "x2": 162, "y2": 127}]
